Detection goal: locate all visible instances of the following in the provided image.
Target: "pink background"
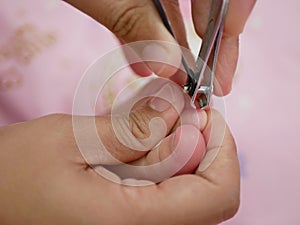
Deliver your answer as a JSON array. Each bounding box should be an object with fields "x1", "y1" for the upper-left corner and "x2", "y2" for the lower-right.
[{"x1": 0, "y1": 0, "x2": 299, "y2": 224}]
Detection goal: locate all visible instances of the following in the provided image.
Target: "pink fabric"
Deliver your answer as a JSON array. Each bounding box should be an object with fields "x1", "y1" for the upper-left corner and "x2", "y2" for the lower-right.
[
  {"x1": 223, "y1": 0, "x2": 300, "y2": 224},
  {"x1": 0, "y1": 0, "x2": 120, "y2": 123},
  {"x1": 0, "y1": 0, "x2": 299, "y2": 224}
]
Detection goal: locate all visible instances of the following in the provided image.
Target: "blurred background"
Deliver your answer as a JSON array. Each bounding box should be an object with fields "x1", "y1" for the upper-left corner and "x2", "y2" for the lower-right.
[{"x1": 0, "y1": 0, "x2": 299, "y2": 224}]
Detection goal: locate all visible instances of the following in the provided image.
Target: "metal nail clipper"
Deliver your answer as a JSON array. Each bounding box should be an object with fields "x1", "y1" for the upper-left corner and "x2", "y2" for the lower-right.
[{"x1": 153, "y1": 0, "x2": 229, "y2": 108}]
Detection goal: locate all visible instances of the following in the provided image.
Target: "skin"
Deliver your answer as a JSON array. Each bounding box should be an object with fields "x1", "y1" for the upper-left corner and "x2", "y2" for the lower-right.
[
  {"x1": 64, "y1": 0, "x2": 257, "y2": 95},
  {"x1": 0, "y1": 1, "x2": 257, "y2": 223},
  {"x1": 0, "y1": 108, "x2": 239, "y2": 225},
  {"x1": 0, "y1": 80, "x2": 239, "y2": 224}
]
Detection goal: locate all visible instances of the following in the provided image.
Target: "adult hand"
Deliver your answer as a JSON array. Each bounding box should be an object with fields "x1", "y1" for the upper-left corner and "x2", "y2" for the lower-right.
[
  {"x1": 64, "y1": 0, "x2": 256, "y2": 95},
  {"x1": 0, "y1": 79, "x2": 239, "y2": 224}
]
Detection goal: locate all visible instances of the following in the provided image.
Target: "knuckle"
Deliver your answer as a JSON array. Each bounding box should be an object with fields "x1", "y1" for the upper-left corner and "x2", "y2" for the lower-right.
[
  {"x1": 129, "y1": 109, "x2": 151, "y2": 139},
  {"x1": 111, "y1": 2, "x2": 147, "y2": 40}
]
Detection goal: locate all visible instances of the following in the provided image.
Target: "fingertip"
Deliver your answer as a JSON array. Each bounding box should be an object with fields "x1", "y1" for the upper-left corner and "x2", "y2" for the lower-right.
[
  {"x1": 213, "y1": 81, "x2": 233, "y2": 97},
  {"x1": 173, "y1": 125, "x2": 206, "y2": 175},
  {"x1": 141, "y1": 41, "x2": 182, "y2": 78},
  {"x1": 146, "y1": 79, "x2": 185, "y2": 115},
  {"x1": 199, "y1": 110, "x2": 208, "y2": 132},
  {"x1": 197, "y1": 109, "x2": 238, "y2": 176},
  {"x1": 214, "y1": 35, "x2": 238, "y2": 96},
  {"x1": 225, "y1": 0, "x2": 257, "y2": 36},
  {"x1": 130, "y1": 62, "x2": 153, "y2": 77},
  {"x1": 124, "y1": 40, "x2": 182, "y2": 78},
  {"x1": 169, "y1": 69, "x2": 187, "y2": 86}
]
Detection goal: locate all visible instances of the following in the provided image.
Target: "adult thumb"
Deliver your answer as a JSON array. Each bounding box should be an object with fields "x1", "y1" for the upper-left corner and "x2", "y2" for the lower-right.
[{"x1": 64, "y1": 0, "x2": 182, "y2": 77}]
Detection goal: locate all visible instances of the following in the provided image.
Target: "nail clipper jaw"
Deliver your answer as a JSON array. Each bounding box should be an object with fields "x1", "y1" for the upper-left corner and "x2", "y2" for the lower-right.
[
  {"x1": 197, "y1": 85, "x2": 211, "y2": 109},
  {"x1": 183, "y1": 74, "x2": 211, "y2": 109},
  {"x1": 153, "y1": 0, "x2": 228, "y2": 109},
  {"x1": 183, "y1": 84, "x2": 211, "y2": 109},
  {"x1": 183, "y1": 73, "x2": 196, "y2": 97}
]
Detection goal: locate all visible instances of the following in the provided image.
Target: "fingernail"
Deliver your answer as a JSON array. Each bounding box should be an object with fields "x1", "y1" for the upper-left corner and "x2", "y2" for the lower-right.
[
  {"x1": 141, "y1": 41, "x2": 182, "y2": 77},
  {"x1": 148, "y1": 83, "x2": 175, "y2": 112},
  {"x1": 142, "y1": 43, "x2": 168, "y2": 76},
  {"x1": 199, "y1": 110, "x2": 208, "y2": 131},
  {"x1": 197, "y1": 148, "x2": 219, "y2": 172},
  {"x1": 149, "y1": 97, "x2": 171, "y2": 112},
  {"x1": 141, "y1": 43, "x2": 168, "y2": 63}
]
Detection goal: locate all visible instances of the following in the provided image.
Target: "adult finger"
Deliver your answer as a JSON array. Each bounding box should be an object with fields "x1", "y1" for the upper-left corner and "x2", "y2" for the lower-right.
[
  {"x1": 131, "y1": 109, "x2": 240, "y2": 225},
  {"x1": 131, "y1": 109, "x2": 207, "y2": 174},
  {"x1": 64, "y1": 0, "x2": 182, "y2": 78},
  {"x1": 106, "y1": 124, "x2": 206, "y2": 182},
  {"x1": 103, "y1": 100, "x2": 208, "y2": 182},
  {"x1": 192, "y1": 0, "x2": 256, "y2": 95}
]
